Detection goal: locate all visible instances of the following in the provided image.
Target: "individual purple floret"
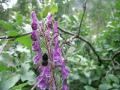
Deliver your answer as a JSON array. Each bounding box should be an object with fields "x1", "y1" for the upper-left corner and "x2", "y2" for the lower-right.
[
  {"x1": 42, "y1": 66, "x2": 51, "y2": 77},
  {"x1": 37, "y1": 66, "x2": 51, "y2": 90},
  {"x1": 62, "y1": 80, "x2": 69, "y2": 90},
  {"x1": 46, "y1": 13, "x2": 52, "y2": 26},
  {"x1": 31, "y1": 11, "x2": 38, "y2": 30},
  {"x1": 37, "y1": 75, "x2": 48, "y2": 89},
  {"x1": 61, "y1": 64, "x2": 69, "y2": 79},
  {"x1": 31, "y1": 31, "x2": 37, "y2": 41},
  {"x1": 33, "y1": 52, "x2": 42, "y2": 64},
  {"x1": 32, "y1": 41, "x2": 40, "y2": 51}
]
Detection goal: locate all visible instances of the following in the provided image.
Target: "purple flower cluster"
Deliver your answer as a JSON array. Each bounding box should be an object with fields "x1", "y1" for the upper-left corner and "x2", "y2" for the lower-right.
[
  {"x1": 53, "y1": 21, "x2": 69, "y2": 90},
  {"x1": 31, "y1": 11, "x2": 69, "y2": 90},
  {"x1": 31, "y1": 11, "x2": 42, "y2": 64}
]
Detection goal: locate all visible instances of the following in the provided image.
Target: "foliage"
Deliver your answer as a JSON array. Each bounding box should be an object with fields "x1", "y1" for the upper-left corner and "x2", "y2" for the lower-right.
[{"x1": 0, "y1": 0, "x2": 120, "y2": 90}]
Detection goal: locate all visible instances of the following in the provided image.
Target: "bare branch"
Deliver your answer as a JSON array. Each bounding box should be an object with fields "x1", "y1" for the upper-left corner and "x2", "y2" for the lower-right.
[
  {"x1": 78, "y1": 0, "x2": 87, "y2": 35},
  {"x1": 0, "y1": 32, "x2": 31, "y2": 40},
  {"x1": 59, "y1": 27, "x2": 120, "y2": 64},
  {"x1": 58, "y1": 27, "x2": 74, "y2": 36},
  {"x1": 58, "y1": 27, "x2": 102, "y2": 65},
  {"x1": 1, "y1": 26, "x2": 119, "y2": 65},
  {"x1": 77, "y1": 35, "x2": 102, "y2": 64}
]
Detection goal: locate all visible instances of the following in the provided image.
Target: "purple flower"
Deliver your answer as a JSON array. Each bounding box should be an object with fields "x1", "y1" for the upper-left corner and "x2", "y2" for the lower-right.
[
  {"x1": 52, "y1": 22, "x2": 70, "y2": 90},
  {"x1": 31, "y1": 31, "x2": 37, "y2": 41},
  {"x1": 31, "y1": 12, "x2": 70, "y2": 90},
  {"x1": 37, "y1": 75, "x2": 48, "y2": 89},
  {"x1": 32, "y1": 23, "x2": 37, "y2": 30},
  {"x1": 53, "y1": 48, "x2": 63, "y2": 66},
  {"x1": 32, "y1": 40, "x2": 42, "y2": 64},
  {"x1": 31, "y1": 11, "x2": 42, "y2": 64},
  {"x1": 32, "y1": 41, "x2": 40, "y2": 51},
  {"x1": 62, "y1": 80, "x2": 69, "y2": 90},
  {"x1": 62, "y1": 84, "x2": 68, "y2": 90},
  {"x1": 37, "y1": 66, "x2": 51, "y2": 90},
  {"x1": 61, "y1": 65, "x2": 69, "y2": 79},
  {"x1": 53, "y1": 47, "x2": 60, "y2": 60},
  {"x1": 53, "y1": 21, "x2": 58, "y2": 33},
  {"x1": 31, "y1": 11, "x2": 38, "y2": 30},
  {"x1": 46, "y1": 13, "x2": 52, "y2": 27},
  {"x1": 33, "y1": 53, "x2": 42, "y2": 64},
  {"x1": 42, "y1": 66, "x2": 51, "y2": 77},
  {"x1": 53, "y1": 21, "x2": 62, "y2": 63}
]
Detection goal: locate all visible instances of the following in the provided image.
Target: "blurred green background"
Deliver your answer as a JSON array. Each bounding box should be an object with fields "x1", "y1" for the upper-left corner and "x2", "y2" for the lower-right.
[{"x1": 0, "y1": 0, "x2": 120, "y2": 90}]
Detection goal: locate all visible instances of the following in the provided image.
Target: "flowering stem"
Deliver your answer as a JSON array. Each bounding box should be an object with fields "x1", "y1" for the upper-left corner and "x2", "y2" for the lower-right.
[{"x1": 37, "y1": 22, "x2": 57, "y2": 90}]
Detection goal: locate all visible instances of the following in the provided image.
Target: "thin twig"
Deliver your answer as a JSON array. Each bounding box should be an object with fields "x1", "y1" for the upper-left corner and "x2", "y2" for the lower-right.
[
  {"x1": 60, "y1": 35, "x2": 76, "y2": 48},
  {"x1": 78, "y1": 0, "x2": 87, "y2": 35},
  {"x1": 77, "y1": 35, "x2": 102, "y2": 64},
  {"x1": 0, "y1": 32, "x2": 31, "y2": 40},
  {"x1": 58, "y1": 27, "x2": 74, "y2": 36}
]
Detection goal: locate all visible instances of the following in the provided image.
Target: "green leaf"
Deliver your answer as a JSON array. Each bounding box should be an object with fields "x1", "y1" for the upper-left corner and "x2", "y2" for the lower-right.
[
  {"x1": 7, "y1": 31, "x2": 19, "y2": 36},
  {"x1": 50, "y1": 4, "x2": 58, "y2": 14},
  {"x1": 99, "y1": 84, "x2": 112, "y2": 90},
  {"x1": 0, "y1": 74, "x2": 20, "y2": 90},
  {"x1": 0, "y1": 20, "x2": 17, "y2": 31},
  {"x1": 16, "y1": 35, "x2": 32, "y2": 48},
  {"x1": 16, "y1": 14, "x2": 23, "y2": 25},
  {"x1": 84, "y1": 86, "x2": 96, "y2": 90},
  {"x1": 106, "y1": 74, "x2": 119, "y2": 84},
  {"x1": 20, "y1": 63, "x2": 36, "y2": 84},
  {"x1": 10, "y1": 82, "x2": 28, "y2": 90},
  {"x1": 0, "y1": 63, "x2": 9, "y2": 71},
  {"x1": 43, "y1": 6, "x2": 50, "y2": 18}
]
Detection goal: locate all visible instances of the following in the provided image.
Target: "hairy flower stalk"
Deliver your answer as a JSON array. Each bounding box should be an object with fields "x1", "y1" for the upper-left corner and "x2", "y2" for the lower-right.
[{"x1": 31, "y1": 12, "x2": 69, "y2": 90}]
